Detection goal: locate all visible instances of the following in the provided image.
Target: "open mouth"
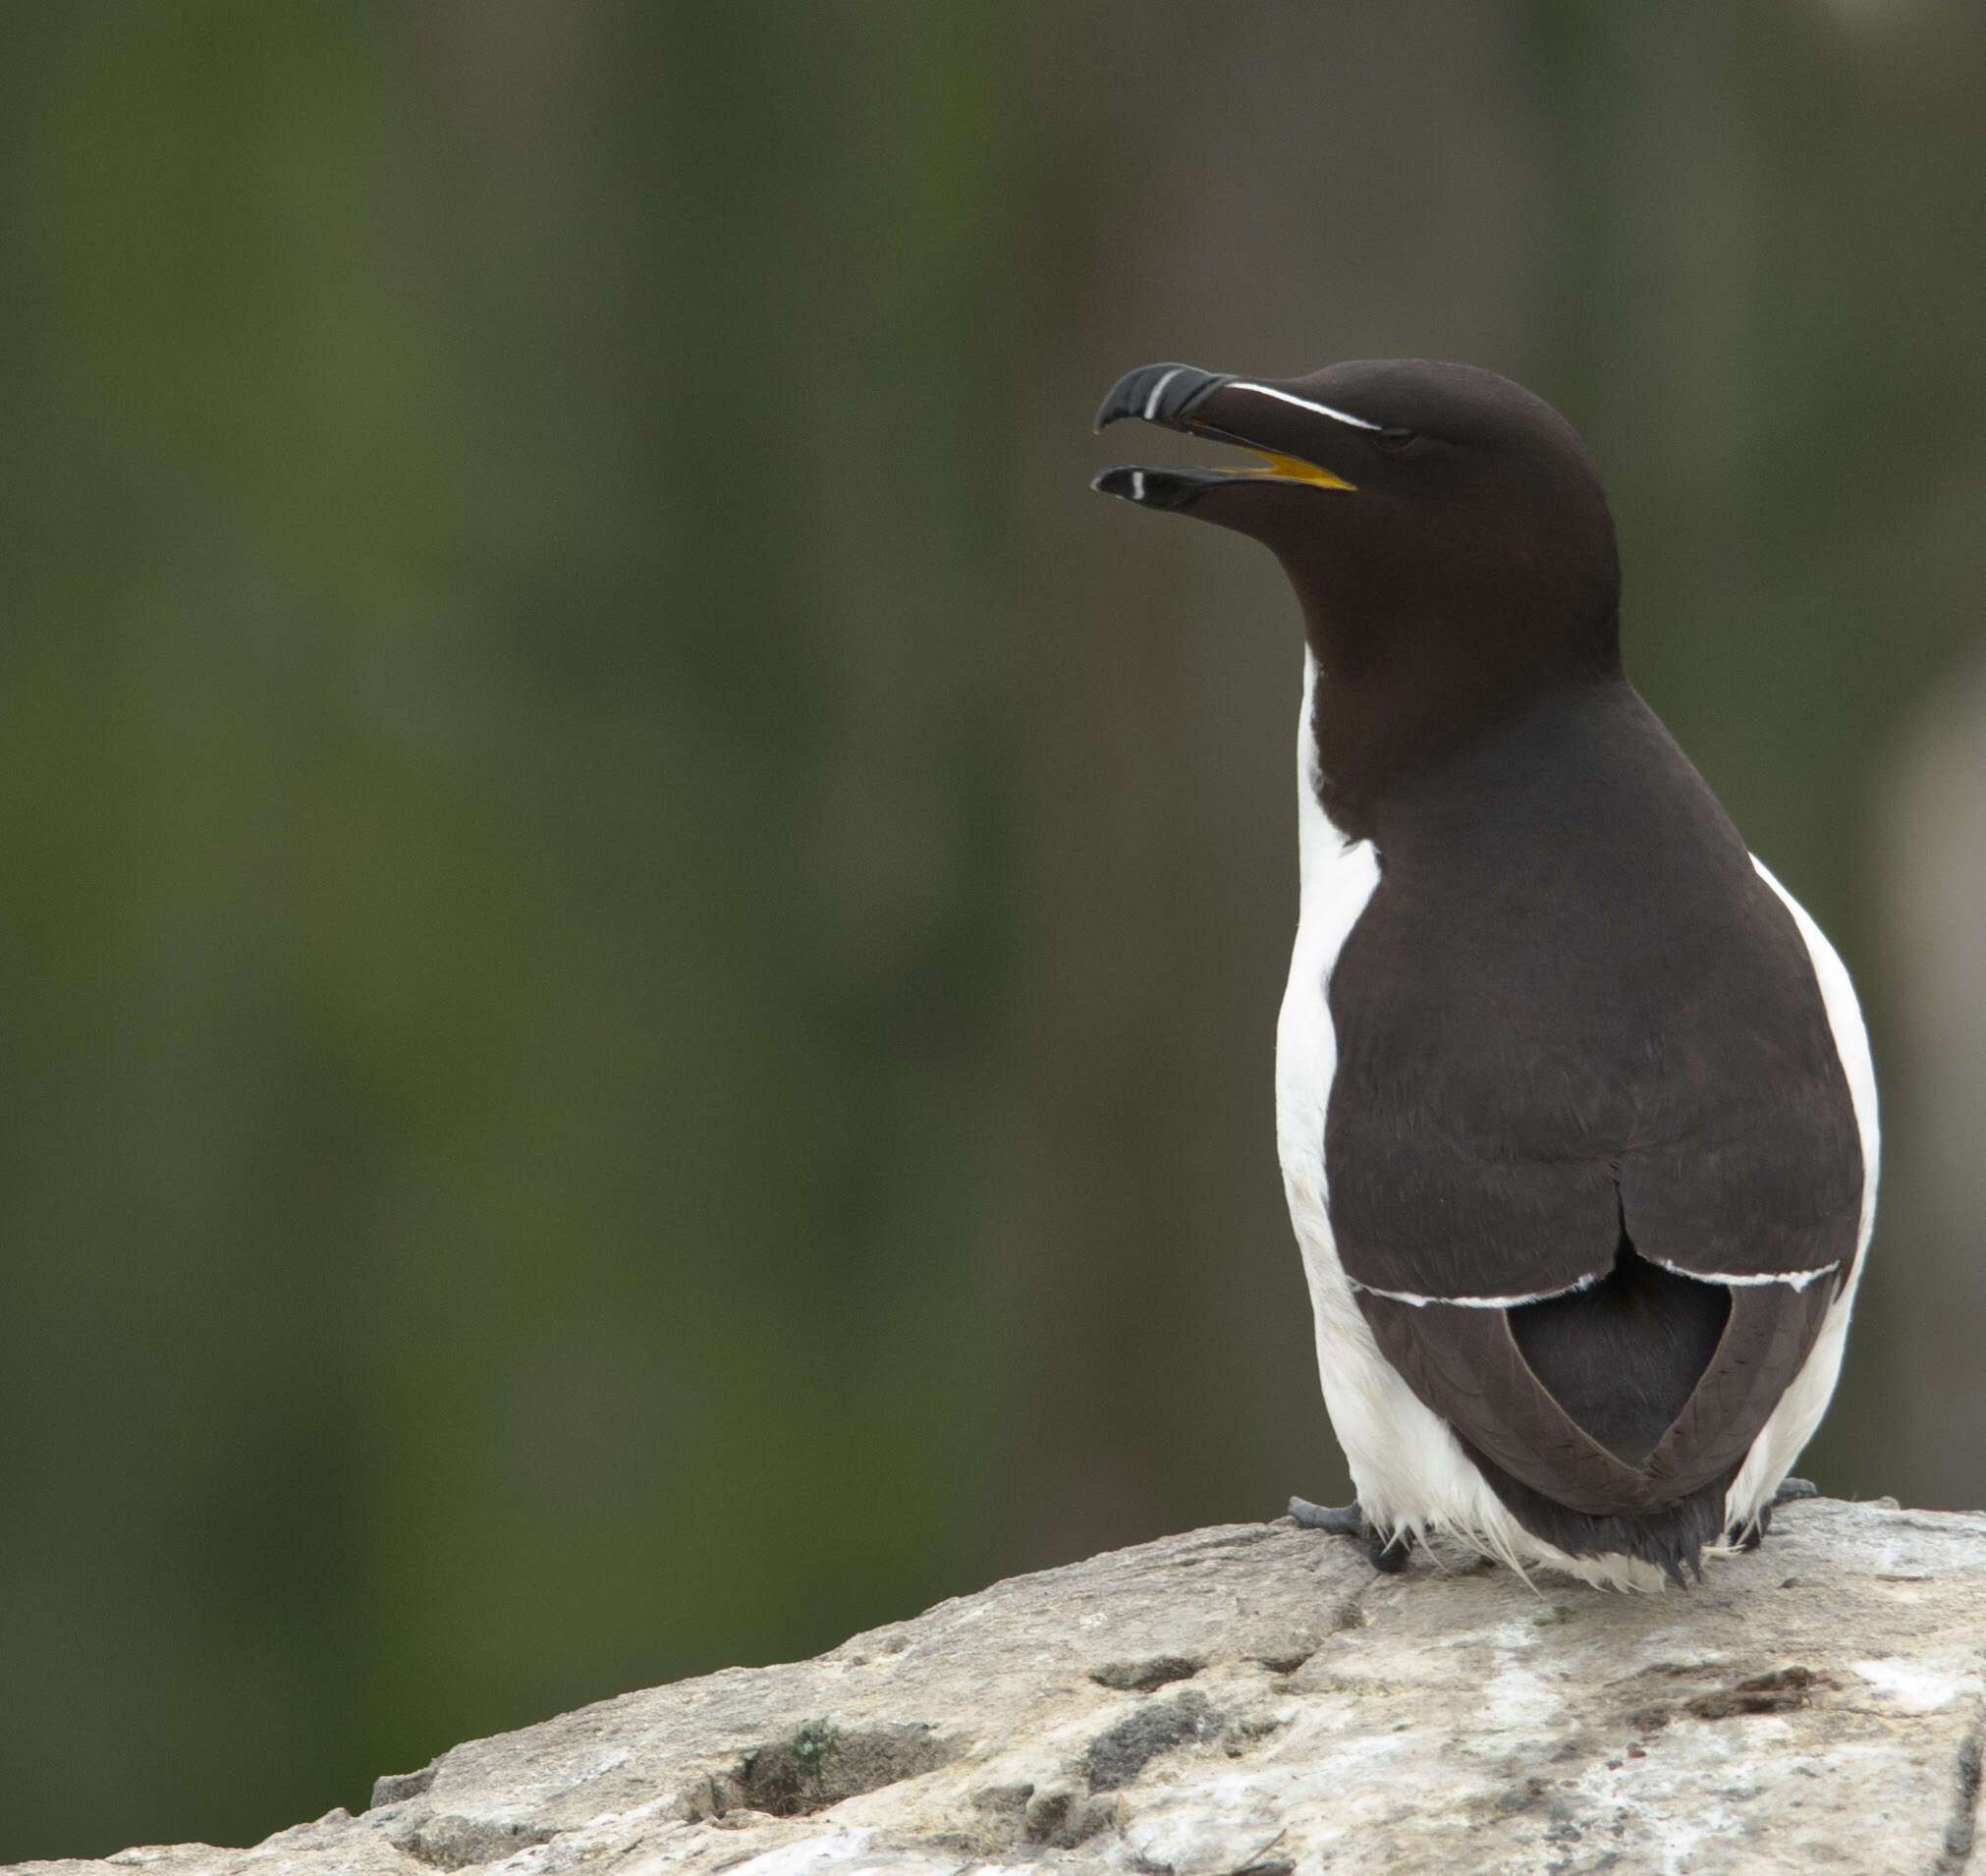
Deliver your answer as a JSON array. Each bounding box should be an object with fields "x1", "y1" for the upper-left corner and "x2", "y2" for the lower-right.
[{"x1": 1091, "y1": 362, "x2": 1356, "y2": 510}]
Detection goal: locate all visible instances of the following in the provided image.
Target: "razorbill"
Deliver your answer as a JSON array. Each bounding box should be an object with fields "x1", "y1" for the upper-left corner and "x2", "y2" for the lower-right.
[{"x1": 1092, "y1": 359, "x2": 1876, "y2": 1589}]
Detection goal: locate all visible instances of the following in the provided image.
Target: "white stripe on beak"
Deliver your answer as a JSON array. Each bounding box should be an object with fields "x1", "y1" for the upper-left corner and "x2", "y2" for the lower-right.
[
  {"x1": 1141, "y1": 368, "x2": 1186, "y2": 421},
  {"x1": 1228, "y1": 382, "x2": 1385, "y2": 432}
]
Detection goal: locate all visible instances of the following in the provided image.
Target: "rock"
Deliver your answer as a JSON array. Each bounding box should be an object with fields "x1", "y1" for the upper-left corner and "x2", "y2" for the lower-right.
[{"x1": 8, "y1": 1498, "x2": 1985, "y2": 1875}]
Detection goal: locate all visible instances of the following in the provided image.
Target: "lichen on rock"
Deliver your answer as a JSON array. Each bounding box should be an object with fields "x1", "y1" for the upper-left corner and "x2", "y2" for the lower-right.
[{"x1": 7, "y1": 1498, "x2": 1985, "y2": 1875}]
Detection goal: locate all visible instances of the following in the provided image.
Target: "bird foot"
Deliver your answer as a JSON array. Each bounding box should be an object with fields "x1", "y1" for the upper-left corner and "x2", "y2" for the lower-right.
[
  {"x1": 1289, "y1": 1496, "x2": 1414, "y2": 1573},
  {"x1": 1734, "y1": 1478, "x2": 1820, "y2": 1553},
  {"x1": 1737, "y1": 1506, "x2": 1772, "y2": 1551}
]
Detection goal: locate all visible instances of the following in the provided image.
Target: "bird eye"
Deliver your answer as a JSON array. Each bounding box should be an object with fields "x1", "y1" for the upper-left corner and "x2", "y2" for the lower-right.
[{"x1": 1373, "y1": 426, "x2": 1416, "y2": 453}]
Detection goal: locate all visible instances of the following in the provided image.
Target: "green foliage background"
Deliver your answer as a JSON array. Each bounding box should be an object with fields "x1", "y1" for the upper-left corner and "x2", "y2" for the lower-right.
[{"x1": 1, "y1": 2, "x2": 1981, "y2": 1856}]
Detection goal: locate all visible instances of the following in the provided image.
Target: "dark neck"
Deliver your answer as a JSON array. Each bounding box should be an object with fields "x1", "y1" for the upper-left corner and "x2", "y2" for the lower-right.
[{"x1": 1308, "y1": 627, "x2": 1626, "y2": 841}]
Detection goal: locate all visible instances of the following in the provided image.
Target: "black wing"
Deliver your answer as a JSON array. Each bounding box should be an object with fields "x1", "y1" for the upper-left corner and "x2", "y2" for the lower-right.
[{"x1": 1320, "y1": 683, "x2": 1862, "y2": 1541}]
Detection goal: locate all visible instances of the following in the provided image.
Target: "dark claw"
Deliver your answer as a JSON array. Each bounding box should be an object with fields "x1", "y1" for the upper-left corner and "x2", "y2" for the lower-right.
[
  {"x1": 1732, "y1": 1477, "x2": 1821, "y2": 1553},
  {"x1": 1289, "y1": 1496, "x2": 1413, "y2": 1572},
  {"x1": 1366, "y1": 1527, "x2": 1414, "y2": 1573}
]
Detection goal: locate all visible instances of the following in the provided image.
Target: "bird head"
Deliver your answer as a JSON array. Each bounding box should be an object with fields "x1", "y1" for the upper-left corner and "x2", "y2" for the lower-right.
[{"x1": 1095, "y1": 357, "x2": 1622, "y2": 720}]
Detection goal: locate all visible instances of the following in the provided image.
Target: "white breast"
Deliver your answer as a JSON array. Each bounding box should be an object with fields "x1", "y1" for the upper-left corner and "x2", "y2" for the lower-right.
[{"x1": 1275, "y1": 651, "x2": 1542, "y2": 1571}]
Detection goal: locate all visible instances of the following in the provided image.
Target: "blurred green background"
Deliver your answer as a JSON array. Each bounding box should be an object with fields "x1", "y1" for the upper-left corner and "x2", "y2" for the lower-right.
[{"x1": 4, "y1": 1, "x2": 1985, "y2": 1856}]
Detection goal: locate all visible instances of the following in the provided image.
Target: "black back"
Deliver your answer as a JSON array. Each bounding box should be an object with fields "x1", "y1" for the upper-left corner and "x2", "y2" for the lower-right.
[
  {"x1": 1327, "y1": 675, "x2": 1862, "y2": 1575},
  {"x1": 1326, "y1": 675, "x2": 1862, "y2": 1305}
]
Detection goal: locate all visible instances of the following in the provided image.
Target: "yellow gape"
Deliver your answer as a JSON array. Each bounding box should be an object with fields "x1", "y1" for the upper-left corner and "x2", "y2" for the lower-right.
[{"x1": 1231, "y1": 448, "x2": 1355, "y2": 490}]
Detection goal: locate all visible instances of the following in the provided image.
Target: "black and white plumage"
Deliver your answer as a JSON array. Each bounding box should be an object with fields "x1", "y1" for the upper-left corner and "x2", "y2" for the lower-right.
[{"x1": 1094, "y1": 359, "x2": 1876, "y2": 1589}]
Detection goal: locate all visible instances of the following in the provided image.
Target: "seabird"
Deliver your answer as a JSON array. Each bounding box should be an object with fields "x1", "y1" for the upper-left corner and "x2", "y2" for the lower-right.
[{"x1": 1092, "y1": 359, "x2": 1877, "y2": 1589}]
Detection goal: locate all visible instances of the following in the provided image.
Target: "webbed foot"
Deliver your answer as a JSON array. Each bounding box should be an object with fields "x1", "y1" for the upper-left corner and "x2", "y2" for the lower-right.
[{"x1": 1289, "y1": 1496, "x2": 1414, "y2": 1572}]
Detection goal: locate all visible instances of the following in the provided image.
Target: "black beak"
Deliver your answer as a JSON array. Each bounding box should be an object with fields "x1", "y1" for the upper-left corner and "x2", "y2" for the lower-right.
[
  {"x1": 1093, "y1": 363, "x2": 1234, "y2": 434},
  {"x1": 1091, "y1": 464, "x2": 1247, "y2": 510},
  {"x1": 1091, "y1": 360, "x2": 1358, "y2": 514}
]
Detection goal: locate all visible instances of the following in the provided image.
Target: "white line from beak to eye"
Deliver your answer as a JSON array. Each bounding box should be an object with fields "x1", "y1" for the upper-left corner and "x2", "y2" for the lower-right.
[
  {"x1": 1131, "y1": 470, "x2": 1145, "y2": 502},
  {"x1": 1141, "y1": 368, "x2": 1186, "y2": 420},
  {"x1": 1227, "y1": 382, "x2": 1385, "y2": 432}
]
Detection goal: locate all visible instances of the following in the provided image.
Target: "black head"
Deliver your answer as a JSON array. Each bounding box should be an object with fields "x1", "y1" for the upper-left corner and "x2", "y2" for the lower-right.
[{"x1": 1094, "y1": 359, "x2": 1622, "y2": 824}]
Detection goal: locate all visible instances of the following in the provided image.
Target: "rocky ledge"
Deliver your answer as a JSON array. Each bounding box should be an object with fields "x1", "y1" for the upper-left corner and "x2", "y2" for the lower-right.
[{"x1": 10, "y1": 1498, "x2": 1985, "y2": 1876}]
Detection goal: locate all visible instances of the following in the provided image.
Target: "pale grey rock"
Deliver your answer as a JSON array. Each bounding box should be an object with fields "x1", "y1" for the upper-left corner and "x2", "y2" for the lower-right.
[{"x1": 9, "y1": 1498, "x2": 1985, "y2": 1875}]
